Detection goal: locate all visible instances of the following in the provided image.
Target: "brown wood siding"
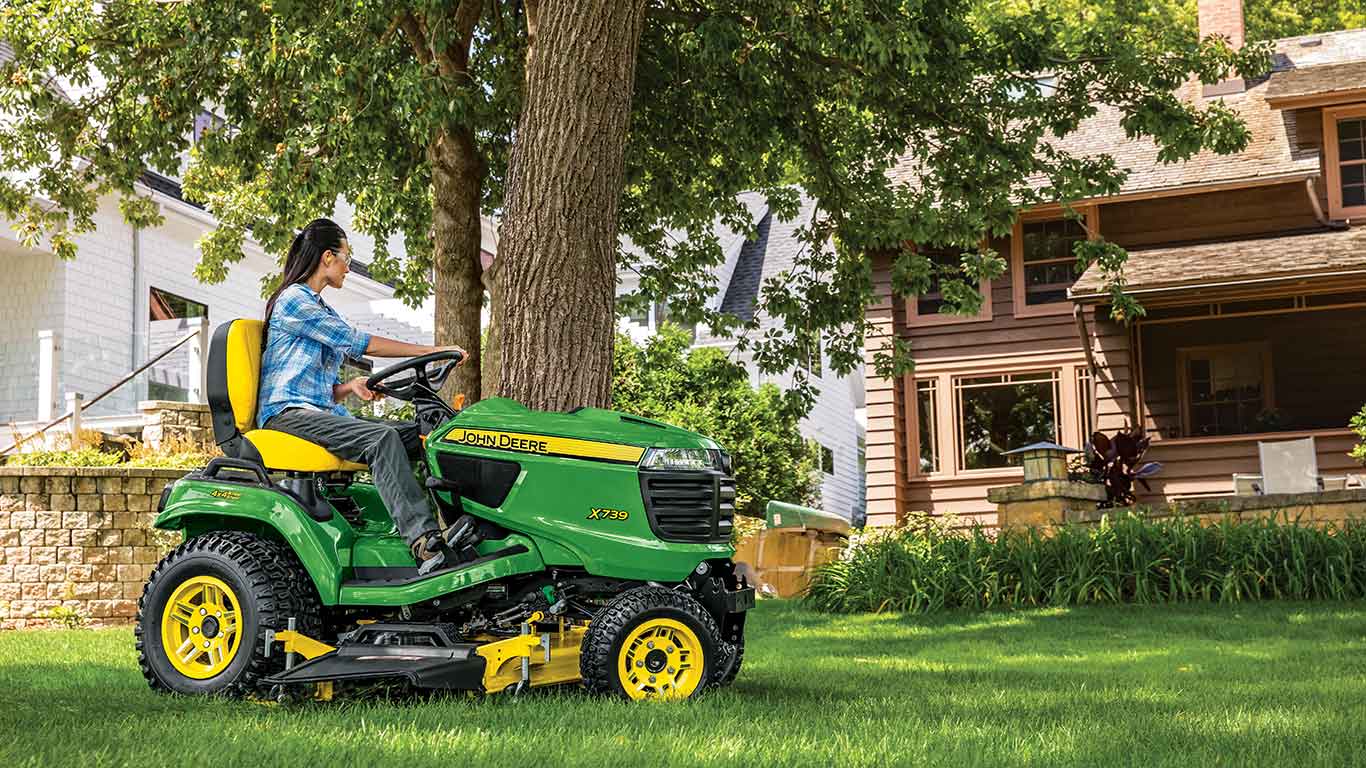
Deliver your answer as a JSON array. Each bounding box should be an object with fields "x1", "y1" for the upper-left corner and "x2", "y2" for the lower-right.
[
  {"x1": 864, "y1": 251, "x2": 909, "y2": 527},
  {"x1": 1100, "y1": 183, "x2": 1322, "y2": 251},
  {"x1": 905, "y1": 236, "x2": 1081, "y2": 360},
  {"x1": 1091, "y1": 310, "x2": 1135, "y2": 433}
]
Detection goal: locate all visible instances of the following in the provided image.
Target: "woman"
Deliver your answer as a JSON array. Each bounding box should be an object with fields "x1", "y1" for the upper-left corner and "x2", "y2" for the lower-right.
[{"x1": 257, "y1": 218, "x2": 465, "y2": 568}]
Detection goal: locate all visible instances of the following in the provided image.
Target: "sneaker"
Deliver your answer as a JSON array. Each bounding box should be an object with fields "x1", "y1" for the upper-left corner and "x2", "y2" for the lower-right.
[{"x1": 411, "y1": 531, "x2": 449, "y2": 575}]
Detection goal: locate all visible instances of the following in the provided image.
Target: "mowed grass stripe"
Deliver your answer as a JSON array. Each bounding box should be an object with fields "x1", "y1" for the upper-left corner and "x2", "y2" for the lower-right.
[{"x1": 1, "y1": 600, "x2": 1365, "y2": 768}]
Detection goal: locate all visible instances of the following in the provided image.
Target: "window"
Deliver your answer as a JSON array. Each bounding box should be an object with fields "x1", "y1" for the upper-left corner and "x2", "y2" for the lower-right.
[
  {"x1": 916, "y1": 379, "x2": 940, "y2": 474},
  {"x1": 1011, "y1": 208, "x2": 1095, "y2": 316},
  {"x1": 954, "y1": 371, "x2": 1060, "y2": 470},
  {"x1": 147, "y1": 287, "x2": 208, "y2": 402},
  {"x1": 798, "y1": 332, "x2": 822, "y2": 377},
  {"x1": 652, "y1": 300, "x2": 695, "y2": 343},
  {"x1": 1325, "y1": 106, "x2": 1366, "y2": 219},
  {"x1": 1178, "y1": 343, "x2": 1273, "y2": 437},
  {"x1": 907, "y1": 244, "x2": 992, "y2": 325},
  {"x1": 820, "y1": 444, "x2": 835, "y2": 475}
]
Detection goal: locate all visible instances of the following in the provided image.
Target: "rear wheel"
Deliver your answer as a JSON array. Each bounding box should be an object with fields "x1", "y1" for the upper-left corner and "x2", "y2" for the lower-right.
[
  {"x1": 135, "y1": 531, "x2": 320, "y2": 696},
  {"x1": 580, "y1": 586, "x2": 719, "y2": 700}
]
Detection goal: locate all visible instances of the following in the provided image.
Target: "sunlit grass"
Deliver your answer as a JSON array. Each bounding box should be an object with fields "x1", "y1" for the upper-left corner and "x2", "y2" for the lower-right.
[{"x1": 2, "y1": 600, "x2": 1365, "y2": 767}]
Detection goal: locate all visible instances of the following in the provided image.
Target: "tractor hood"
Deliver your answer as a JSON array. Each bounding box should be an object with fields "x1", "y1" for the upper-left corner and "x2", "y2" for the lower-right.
[{"x1": 445, "y1": 397, "x2": 721, "y2": 452}]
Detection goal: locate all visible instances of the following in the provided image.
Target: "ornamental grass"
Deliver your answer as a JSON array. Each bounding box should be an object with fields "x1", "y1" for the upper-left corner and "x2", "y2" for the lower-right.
[{"x1": 804, "y1": 512, "x2": 1366, "y2": 614}]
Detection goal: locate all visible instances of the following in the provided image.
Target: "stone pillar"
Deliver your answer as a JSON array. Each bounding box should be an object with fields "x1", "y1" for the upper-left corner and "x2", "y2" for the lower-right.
[{"x1": 987, "y1": 480, "x2": 1107, "y2": 529}]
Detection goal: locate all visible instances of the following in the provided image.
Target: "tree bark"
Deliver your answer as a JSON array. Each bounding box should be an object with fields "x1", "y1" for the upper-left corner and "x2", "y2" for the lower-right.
[
  {"x1": 493, "y1": 0, "x2": 647, "y2": 411},
  {"x1": 430, "y1": 126, "x2": 486, "y2": 403}
]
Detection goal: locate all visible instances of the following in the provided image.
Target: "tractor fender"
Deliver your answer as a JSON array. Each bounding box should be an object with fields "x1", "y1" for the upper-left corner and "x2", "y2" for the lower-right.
[{"x1": 153, "y1": 480, "x2": 349, "y2": 605}]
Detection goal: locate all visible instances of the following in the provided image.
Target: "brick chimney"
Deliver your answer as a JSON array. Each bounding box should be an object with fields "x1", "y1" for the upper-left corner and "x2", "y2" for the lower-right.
[
  {"x1": 1198, "y1": 0, "x2": 1245, "y2": 50},
  {"x1": 1198, "y1": 0, "x2": 1246, "y2": 96}
]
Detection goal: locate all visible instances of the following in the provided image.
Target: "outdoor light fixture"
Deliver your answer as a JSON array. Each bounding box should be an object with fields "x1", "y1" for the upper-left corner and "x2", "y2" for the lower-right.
[{"x1": 1003, "y1": 441, "x2": 1080, "y2": 483}]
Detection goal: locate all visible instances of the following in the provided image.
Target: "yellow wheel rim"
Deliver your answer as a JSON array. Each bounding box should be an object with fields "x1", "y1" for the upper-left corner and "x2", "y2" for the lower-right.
[
  {"x1": 159, "y1": 575, "x2": 243, "y2": 680},
  {"x1": 616, "y1": 618, "x2": 704, "y2": 700}
]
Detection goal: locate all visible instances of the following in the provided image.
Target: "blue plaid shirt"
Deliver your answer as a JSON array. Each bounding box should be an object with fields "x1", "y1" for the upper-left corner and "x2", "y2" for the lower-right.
[{"x1": 256, "y1": 283, "x2": 372, "y2": 427}]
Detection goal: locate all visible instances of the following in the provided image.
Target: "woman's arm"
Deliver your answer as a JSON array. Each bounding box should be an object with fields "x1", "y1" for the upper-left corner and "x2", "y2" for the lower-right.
[{"x1": 366, "y1": 335, "x2": 465, "y2": 359}]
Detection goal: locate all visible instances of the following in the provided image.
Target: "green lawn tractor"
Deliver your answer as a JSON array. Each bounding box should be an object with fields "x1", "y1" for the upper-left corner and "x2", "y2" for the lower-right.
[{"x1": 135, "y1": 319, "x2": 753, "y2": 701}]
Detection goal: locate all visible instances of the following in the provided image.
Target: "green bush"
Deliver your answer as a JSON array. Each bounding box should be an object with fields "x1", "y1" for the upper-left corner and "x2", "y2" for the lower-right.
[
  {"x1": 805, "y1": 512, "x2": 1366, "y2": 614},
  {"x1": 5, "y1": 447, "x2": 123, "y2": 467},
  {"x1": 612, "y1": 324, "x2": 819, "y2": 518}
]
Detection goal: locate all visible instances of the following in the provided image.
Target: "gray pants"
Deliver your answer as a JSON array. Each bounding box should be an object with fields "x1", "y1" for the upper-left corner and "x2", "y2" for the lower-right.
[{"x1": 264, "y1": 408, "x2": 436, "y2": 546}]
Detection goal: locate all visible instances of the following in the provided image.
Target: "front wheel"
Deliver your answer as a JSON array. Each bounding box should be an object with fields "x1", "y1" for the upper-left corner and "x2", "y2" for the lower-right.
[
  {"x1": 580, "y1": 586, "x2": 720, "y2": 700},
  {"x1": 135, "y1": 531, "x2": 320, "y2": 696}
]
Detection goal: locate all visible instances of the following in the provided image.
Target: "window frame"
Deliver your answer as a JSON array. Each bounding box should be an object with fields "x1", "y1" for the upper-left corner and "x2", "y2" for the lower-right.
[
  {"x1": 905, "y1": 241, "x2": 993, "y2": 327},
  {"x1": 952, "y1": 369, "x2": 1063, "y2": 474},
  {"x1": 1176, "y1": 342, "x2": 1275, "y2": 438},
  {"x1": 1011, "y1": 205, "x2": 1099, "y2": 318},
  {"x1": 1324, "y1": 105, "x2": 1366, "y2": 221}
]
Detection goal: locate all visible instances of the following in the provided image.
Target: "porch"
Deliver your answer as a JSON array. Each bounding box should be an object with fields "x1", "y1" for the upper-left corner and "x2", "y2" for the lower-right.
[{"x1": 1072, "y1": 226, "x2": 1366, "y2": 503}]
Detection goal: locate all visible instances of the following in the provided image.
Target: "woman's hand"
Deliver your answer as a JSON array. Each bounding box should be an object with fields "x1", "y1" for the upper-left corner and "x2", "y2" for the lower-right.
[
  {"x1": 432, "y1": 344, "x2": 469, "y2": 365},
  {"x1": 340, "y1": 376, "x2": 375, "y2": 401}
]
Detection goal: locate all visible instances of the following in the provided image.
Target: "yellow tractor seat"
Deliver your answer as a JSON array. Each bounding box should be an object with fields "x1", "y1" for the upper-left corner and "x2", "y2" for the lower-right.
[
  {"x1": 207, "y1": 318, "x2": 367, "y2": 473},
  {"x1": 243, "y1": 429, "x2": 367, "y2": 473}
]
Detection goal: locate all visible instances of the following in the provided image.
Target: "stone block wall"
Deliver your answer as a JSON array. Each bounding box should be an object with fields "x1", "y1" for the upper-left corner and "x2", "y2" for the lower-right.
[
  {"x1": 139, "y1": 400, "x2": 216, "y2": 451},
  {"x1": 0, "y1": 466, "x2": 187, "y2": 629}
]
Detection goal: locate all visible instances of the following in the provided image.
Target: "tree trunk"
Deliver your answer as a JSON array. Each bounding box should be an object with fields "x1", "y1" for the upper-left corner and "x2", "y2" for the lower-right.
[
  {"x1": 430, "y1": 126, "x2": 486, "y2": 403},
  {"x1": 493, "y1": 0, "x2": 647, "y2": 411}
]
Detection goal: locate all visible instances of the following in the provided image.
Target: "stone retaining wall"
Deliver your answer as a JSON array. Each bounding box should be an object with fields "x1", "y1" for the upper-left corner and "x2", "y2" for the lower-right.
[
  {"x1": 139, "y1": 400, "x2": 215, "y2": 450},
  {"x1": 0, "y1": 466, "x2": 186, "y2": 629}
]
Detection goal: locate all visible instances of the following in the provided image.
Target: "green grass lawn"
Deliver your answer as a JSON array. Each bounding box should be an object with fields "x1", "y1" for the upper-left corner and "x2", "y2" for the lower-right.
[{"x1": 3, "y1": 600, "x2": 1366, "y2": 768}]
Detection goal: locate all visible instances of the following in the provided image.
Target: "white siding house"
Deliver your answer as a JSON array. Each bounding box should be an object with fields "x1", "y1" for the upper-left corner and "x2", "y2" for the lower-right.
[
  {"x1": 0, "y1": 176, "x2": 432, "y2": 433},
  {"x1": 617, "y1": 193, "x2": 867, "y2": 522}
]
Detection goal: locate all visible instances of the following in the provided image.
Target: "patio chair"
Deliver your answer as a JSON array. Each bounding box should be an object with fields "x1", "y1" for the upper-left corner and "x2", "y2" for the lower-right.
[{"x1": 1257, "y1": 437, "x2": 1321, "y2": 494}]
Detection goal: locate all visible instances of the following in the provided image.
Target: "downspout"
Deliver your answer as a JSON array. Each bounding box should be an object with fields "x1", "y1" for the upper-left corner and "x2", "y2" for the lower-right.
[{"x1": 1306, "y1": 176, "x2": 1350, "y2": 230}]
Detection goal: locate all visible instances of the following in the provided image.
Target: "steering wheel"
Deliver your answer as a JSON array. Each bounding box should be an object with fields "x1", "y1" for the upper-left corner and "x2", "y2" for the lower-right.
[{"x1": 366, "y1": 350, "x2": 464, "y2": 401}]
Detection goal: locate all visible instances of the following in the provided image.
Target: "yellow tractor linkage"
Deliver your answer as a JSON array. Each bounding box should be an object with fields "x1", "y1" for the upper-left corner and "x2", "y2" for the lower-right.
[{"x1": 267, "y1": 612, "x2": 589, "y2": 700}]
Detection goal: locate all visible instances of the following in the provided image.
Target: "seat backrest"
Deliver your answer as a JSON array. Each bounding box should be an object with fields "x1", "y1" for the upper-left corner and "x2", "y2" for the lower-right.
[
  {"x1": 1257, "y1": 436, "x2": 1319, "y2": 494},
  {"x1": 207, "y1": 319, "x2": 265, "y2": 448}
]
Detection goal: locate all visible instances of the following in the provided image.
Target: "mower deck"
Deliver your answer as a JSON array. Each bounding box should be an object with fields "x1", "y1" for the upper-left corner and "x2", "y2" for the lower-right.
[{"x1": 264, "y1": 614, "x2": 588, "y2": 695}]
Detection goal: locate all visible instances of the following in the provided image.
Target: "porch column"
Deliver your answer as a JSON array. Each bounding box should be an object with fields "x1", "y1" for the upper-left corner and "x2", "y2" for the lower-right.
[
  {"x1": 37, "y1": 330, "x2": 60, "y2": 422},
  {"x1": 186, "y1": 317, "x2": 210, "y2": 404}
]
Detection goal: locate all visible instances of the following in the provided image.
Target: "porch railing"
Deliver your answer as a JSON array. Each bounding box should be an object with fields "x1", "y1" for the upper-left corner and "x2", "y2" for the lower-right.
[{"x1": 2, "y1": 318, "x2": 210, "y2": 457}]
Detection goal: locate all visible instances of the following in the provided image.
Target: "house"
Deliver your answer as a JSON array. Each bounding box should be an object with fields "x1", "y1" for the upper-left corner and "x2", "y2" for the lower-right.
[
  {"x1": 618, "y1": 192, "x2": 868, "y2": 522},
  {"x1": 865, "y1": 0, "x2": 1366, "y2": 527},
  {"x1": 0, "y1": 177, "x2": 436, "y2": 440}
]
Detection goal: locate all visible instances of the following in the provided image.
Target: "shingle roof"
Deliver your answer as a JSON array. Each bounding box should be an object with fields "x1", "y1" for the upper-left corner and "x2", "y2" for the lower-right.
[
  {"x1": 1265, "y1": 59, "x2": 1366, "y2": 105},
  {"x1": 888, "y1": 28, "x2": 1366, "y2": 200},
  {"x1": 710, "y1": 194, "x2": 820, "y2": 331},
  {"x1": 1070, "y1": 226, "x2": 1366, "y2": 299}
]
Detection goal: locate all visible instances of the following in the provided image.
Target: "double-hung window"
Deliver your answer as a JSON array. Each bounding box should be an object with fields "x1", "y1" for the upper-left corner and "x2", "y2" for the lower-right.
[
  {"x1": 1012, "y1": 208, "x2": 1095, "y2": 317},
  {"x1": 1325, "y1": 106, "x2": 1366, "y2": 220}
]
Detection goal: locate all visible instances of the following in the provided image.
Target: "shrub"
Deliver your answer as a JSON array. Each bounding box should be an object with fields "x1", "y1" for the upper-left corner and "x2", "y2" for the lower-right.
[{"x1": 805, "y1": 512, "x2": 1366, "y2": 614}]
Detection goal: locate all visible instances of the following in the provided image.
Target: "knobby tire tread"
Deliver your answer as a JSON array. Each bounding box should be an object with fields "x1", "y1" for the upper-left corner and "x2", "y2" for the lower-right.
[
  {"x1": 135, "y1": 530, "x2": 321, "y2": 697},
  {"x1": 579, "y1": 585, "x2": 720, "y2": 698}
]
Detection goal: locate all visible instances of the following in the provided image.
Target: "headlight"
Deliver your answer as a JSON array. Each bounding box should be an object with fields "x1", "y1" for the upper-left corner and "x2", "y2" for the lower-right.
[{"x1": 639, "y1": 447, "x2": 714, "y2": 471}]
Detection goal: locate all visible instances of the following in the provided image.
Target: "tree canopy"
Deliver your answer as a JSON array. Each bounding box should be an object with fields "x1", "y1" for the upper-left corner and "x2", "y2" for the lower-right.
[
  {"x1": 0, "y1": 0, "x2": 1275, "y2": 409},
  {"x1": 612, "y1": 324, "x2": 819, "y2": 518}
]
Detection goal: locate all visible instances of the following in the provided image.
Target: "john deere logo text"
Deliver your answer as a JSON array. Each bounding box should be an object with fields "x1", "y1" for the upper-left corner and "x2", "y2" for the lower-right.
[
  {"x1": 447, "y1": 429, "x2": 550, "y2": 454},
  {"x1": 209, "y1": 489, "x2": 241, "y2": 500}
]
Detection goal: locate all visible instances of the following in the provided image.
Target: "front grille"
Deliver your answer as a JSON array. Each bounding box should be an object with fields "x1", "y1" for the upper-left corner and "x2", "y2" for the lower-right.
[{"x1": 639, "y1": 470, "x2": 736, "y2": 543}]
